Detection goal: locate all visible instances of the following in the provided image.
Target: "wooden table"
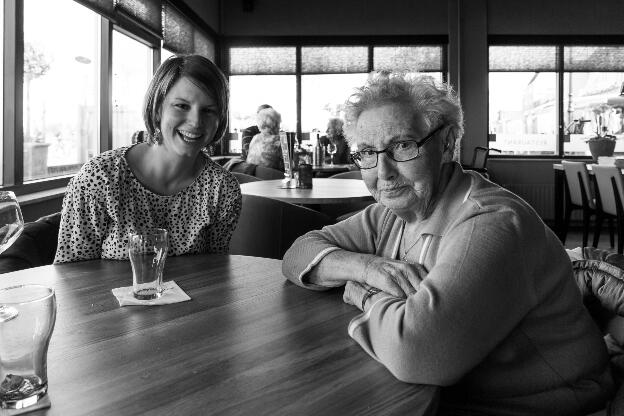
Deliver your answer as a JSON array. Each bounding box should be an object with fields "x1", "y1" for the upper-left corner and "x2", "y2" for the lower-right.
[
  {"x1": 1, "y1": 255, "x2": 438, "y2": 416},
  {"x1": 239, "y1": 178, "x2": 374, "y2": 205}
]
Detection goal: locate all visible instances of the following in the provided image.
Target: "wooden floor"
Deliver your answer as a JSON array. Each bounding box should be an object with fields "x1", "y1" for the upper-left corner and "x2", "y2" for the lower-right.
[{"x1": 562, "y1": 227, "x2": 617, "y2": 252}]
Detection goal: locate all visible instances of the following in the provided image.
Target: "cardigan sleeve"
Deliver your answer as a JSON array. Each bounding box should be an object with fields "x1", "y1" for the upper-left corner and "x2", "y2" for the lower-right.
[
  {"x1": 347, "y1": 209, "x2": 539, "y2": 385},
  {"x1": 282, "y1": 204, "x2": 388, "y2": 290}
]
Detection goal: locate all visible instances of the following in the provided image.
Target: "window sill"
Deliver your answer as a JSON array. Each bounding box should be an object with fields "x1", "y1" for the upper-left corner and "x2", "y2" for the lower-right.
[{"x1": 16, "y1": 187, "x2": 66, "y2": 206}]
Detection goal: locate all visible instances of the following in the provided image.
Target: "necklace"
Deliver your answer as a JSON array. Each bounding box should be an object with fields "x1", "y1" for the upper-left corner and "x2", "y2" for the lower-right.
[{"x1": 401, "y1": 226, "x2": 420, "y2": 261}]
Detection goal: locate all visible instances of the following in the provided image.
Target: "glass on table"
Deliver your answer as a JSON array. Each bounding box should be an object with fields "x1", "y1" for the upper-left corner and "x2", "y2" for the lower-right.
[
  {"x1": 327, "y1": 142, "x2": 338, "y2": 165},
  {"x1": 0, "y1": 285, "x2": 56, "y2": 410},
  {"x1": 128, "y1": 228, "x2": 169, "y2": 300},
  {"x1": 0, "y1": 191, "x2": 25, "y2": 255}
]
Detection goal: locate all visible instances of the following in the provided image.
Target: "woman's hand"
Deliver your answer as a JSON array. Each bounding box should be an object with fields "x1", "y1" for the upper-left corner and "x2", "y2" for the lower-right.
[{"x1": 361, "y1": 257, "x2": 428, "y2": 298}]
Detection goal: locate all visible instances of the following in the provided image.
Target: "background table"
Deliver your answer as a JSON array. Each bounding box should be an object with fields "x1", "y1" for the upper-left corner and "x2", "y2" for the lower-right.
[
  {"x1": 239, "y1": 178, "x2": 374, "y2": 205},
  {"x1": 1, "y1": 255, "x2": 438, "y2": 415}
]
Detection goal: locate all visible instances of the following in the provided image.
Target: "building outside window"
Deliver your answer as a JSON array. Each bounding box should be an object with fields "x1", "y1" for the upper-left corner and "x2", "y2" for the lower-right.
[
  {"x1": 488, "y1": 44, "x2": 624, "y2": 157},
  {"x1": 112, "y1": 30, "x2": 153, "y2": 149},
  {"x1": 22, "y1": 0, "x2": 100, "y2": 181}
]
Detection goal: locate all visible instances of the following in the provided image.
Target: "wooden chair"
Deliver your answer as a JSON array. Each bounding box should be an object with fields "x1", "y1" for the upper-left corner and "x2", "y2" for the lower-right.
[
  {"x1": 593, "y1": 165, "x2": 624, "y2": 254},
  {"x1": 562, "y1": 161, "x2": 608, "y2": 248},
  {"x1": 462, "y1": 146, "x2": 501, "y2": 179},
  {"x1": 232, "y1": 172, "x2": 261, "y2": 184},
  {"x1": 0, "y1": 212, "x2": 61, "y2": 274},
  {"x1": 229, "y1": 194, "x2": 334, "y2": 259}
]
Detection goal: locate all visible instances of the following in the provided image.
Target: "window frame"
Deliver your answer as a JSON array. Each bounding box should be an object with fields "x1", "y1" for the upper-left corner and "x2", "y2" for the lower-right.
[
  {"x1": 223, "y1": 35, "x2": 448, "y2": 155},
  {"x1": 488, "y1": 35, "x2": 624, "y2": 159},
  {"x1": 1, "y1": 0, "x2": 213, "y2": 196}
]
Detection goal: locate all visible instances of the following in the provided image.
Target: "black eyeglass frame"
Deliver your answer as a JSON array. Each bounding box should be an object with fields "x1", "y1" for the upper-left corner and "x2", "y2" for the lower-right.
[{"x1": 350, "y1": 124, "x2": 446, "y2": 169}]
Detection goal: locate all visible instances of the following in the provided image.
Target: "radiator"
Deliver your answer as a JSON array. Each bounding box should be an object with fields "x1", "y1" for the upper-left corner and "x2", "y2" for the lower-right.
[{"x1": 501, "y1": 183, "x2": 555, "y2": 221}]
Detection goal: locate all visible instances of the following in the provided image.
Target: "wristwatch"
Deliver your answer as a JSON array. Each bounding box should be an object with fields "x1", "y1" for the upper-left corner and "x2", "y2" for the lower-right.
[{"x1": 361, "y1": 287, "x2": 382, "y2": 311}]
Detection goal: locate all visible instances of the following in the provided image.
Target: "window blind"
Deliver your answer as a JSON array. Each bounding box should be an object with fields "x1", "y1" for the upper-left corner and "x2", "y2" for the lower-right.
[
  {"x1": 194, "y1": 29, "x2": 216, "y2": 62},
  {"x1": 301, "y1": 46, "x2": 368, "y2": 74},
  {"x1": 564, "y1": 46, "x2": 624, "y2": 72},
  {"x1": 374, "y1": 46, "x2": 443, "y2": 72},
  {"x1": 229, "y1": 47, "x2": 296, "y2": 75},
  {"x1": 115, "y1": 0, "x2": 162, "y2": 37},
  {"x1": 489, "y1": 46, "x2": 558, "y2": 71},
  {"x1": 162, "y1": 3, "x2": 193, "y2": 54}
]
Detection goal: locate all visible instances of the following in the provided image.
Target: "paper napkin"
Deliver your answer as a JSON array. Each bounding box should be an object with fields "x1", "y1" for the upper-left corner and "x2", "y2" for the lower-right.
[{"x1": 111, "y1": 281, "x2": 191, "y2": 307}]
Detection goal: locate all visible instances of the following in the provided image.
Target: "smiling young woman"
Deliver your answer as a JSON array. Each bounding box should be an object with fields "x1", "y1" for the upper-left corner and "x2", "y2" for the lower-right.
[{"x1": 54, "y1": 55, "x2": 242, "y2": 263}]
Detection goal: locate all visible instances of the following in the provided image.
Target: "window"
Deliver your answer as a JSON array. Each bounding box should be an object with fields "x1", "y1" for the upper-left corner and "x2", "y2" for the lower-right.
[
  {"x1": 112, "y1": 30, "x2": 153, "y2": 148},
  {"x1": 22, "y1": 0, "x2": 100, "y2": 181},
  {"x1": 488, "y1": 43, "x2": 624, "y2": 157},
  {"x1": 227, "y1": 42, "x2": 446, "y2": 153}
]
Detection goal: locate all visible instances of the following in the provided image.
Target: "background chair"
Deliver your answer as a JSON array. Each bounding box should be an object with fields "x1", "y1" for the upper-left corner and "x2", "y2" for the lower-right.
[
  {"x1": 255, "y1": 165, "x2": 284, "y2": 180},
  {"x1": 232, "y1": 172, "x2": 261, "y2": 184},
  {"x1": 593, "y1": 165, "x2": 624, "y2": 254},
  {"x1": 562, "y1": 161, "x2": 608, "y2": 248},
  {"x1": 329, "y1": 170, "x2": 362, "y2": 180},
  {"x1": 229, "y1": 194, "x2": 334, "y2": 259},
  {"x1": 462, "y1": 146, "x2": 501, "y2": 179},
  {"x1": 0, "y1": 212, "x2": 61, "y2": 274}
]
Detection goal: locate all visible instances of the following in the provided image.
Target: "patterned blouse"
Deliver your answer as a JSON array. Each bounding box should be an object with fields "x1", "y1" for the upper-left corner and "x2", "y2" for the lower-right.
[{"x1": 54, "y1": 146, "x2": 242, "y2": 263}]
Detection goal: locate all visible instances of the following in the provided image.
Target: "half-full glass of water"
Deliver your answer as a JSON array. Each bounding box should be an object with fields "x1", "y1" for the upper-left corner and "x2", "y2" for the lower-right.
[
  {"x1": 0, "y1": 191, "x2": 24, "y2": 255},
  {"x1": 128, "y1": 228, "x2": 169, "y2": 300},
  {"x1": 0, "y1": 285, "x2": 56, "y2": 409}
]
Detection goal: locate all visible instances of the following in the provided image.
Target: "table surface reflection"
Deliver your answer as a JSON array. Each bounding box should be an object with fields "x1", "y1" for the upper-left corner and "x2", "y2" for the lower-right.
[{"x1": 0, "y1": 255, "x2": 437, "y2": 416}]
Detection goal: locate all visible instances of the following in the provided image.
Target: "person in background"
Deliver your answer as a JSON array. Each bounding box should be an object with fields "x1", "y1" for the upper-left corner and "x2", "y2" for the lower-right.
[
  {"x1": 54, "y1": 54, "x2": 242, "y2": 263},
  {"x1": 246, "y1": 107, "x2": 284, "y2": 171},
  {"x1": 319, "y1": 117, "x2": 350, "y2": 164},
  {"x1": 282, "y1": 71, "x2": 613, "y2": 415},
  {"x1": 241, "y1": 104, "x2": 272, "y2": 160}
]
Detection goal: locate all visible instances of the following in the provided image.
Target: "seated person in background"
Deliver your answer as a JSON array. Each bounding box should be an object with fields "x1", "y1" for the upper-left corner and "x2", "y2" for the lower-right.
[
  {"x1": 54, "y1": 54, "x2": 242, "y2": 263},
  {"x1": 241, "y1": 104, "x2": 272, "y2": 160},
  {"x1": 246, "y1": 107, "x2": 284, "y2": 172},
  {"x1": 282, "y1": 71, "x2": 613, "y2": 415},
  {"x1": 319, "y1": 117, "x2": 350, "y2": 164}
]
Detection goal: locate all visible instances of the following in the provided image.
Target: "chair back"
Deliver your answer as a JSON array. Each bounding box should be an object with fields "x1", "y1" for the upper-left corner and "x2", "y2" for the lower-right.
[
  {"x1": 232, "y1": 172, "x2": 261, "y2": 184},
  {"x1": 0, "y1": 212, "x2": 61, "y2": 274},
  {"x1": 329, "y1": 170, "x2": 362, "y2": 180},
  {"x1": 229, "y1": 194, "x2": 334, "y2": 259},
  {"x1": 471, "y1": 147, "x2": 490, "y2": 170},
  {"x1": 255, "y1": 165, "x2": 284, "y2": 180},
  {"x1": 593, "y1": 165, "x2": 624, "y2": 216},
  {"x1": 562, "y1": 161, "x2": 596, "y2": 209}
]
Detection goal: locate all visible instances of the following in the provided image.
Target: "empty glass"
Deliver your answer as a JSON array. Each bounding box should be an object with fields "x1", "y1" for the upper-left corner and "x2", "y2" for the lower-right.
[
  {"x1": 327, "y1": 142, "x2": 337, "y2": 165},
  {"x1": 0, "y1": 285, "x2": 56, "y2": 410},
  {"x1": 128, "y1": 228, "x2": 169, "y2": 300},
  {"x1": 0, "y1": 191, "x2": 24, "y2": 255}
]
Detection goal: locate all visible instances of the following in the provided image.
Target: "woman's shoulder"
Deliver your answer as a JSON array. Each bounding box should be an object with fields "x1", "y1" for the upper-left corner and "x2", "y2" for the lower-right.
[{"x1": 70, "y1": 146, "x2": 130, "y2": 187}]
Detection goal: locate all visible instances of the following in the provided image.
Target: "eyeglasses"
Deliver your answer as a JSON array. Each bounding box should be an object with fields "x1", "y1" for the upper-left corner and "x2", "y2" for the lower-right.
[{"x1": 350, "y1": 124, "x2": 445, "y2": 169}]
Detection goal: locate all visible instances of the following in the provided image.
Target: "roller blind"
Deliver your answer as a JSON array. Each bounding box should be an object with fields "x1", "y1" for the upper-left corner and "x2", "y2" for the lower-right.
[
  {"x1": 115, "y1": 0, "x2": 162, "y2": 37},
  {"x1": 194, "y1": 29, "x2": 216, "y2": 62},
  {"x1": 162, "y1": 3, "x2": 193, "y2": 54},
  {"x1": 564, "y1": 46, "x2": 624, "y2": 72},
  {"x1": 374, "y1": 46, "x2": 443, "y2": 72},
  {"x1": 301, "y1": 46, "x2": 368, "y2": 73},
  {"x1": 489, "y1": 46, "x2": 558, "y2": 71},
  {"x1": 74, "y1": 0, "x2": 115, "y2": 20},
  {"x1": 229, "y1": 47, "x2": 296, "y2": 75}
]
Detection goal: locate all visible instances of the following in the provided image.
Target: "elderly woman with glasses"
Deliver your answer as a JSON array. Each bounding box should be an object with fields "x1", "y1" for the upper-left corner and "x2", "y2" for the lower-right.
[{"x1": 282, "y1": 72, "x2": 613, "y2": 415}]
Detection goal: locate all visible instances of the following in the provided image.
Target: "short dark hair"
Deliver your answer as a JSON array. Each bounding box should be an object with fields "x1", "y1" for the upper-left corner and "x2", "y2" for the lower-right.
[{"x1": 143, "y1": 54, "x2": 229, "y2": 145}]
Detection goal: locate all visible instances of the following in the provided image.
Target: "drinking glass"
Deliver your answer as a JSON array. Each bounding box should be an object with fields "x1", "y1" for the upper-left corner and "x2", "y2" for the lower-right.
[
  {"x1": 0, "y1": 285, "x2": 56, "y2": 410},
  {"x1": 0, "y1": 191, "x2": 24, "y2": 255},
  {"x1": 128, "y1": 228, "x2": 169, "y2": 300},
  {"x1": 327, "y1": 142, "x2": 337, "y2": 165}
]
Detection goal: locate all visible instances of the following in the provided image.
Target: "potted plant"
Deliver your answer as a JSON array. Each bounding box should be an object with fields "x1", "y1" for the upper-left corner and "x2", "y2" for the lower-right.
[{"x1": 587, "y1": 103, "x2": 617, "y2": 161}]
